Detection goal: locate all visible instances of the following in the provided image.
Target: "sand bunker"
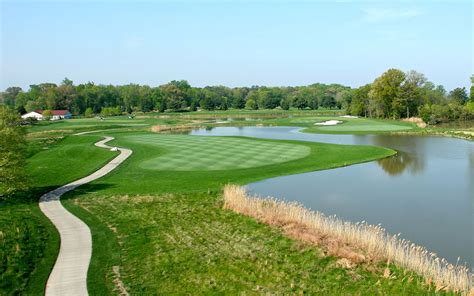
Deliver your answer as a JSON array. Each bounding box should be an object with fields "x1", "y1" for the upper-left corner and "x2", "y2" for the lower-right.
[
  {"x1": 340, "y1": 115, "x2": 359, "y2": 119},
  {"x1": 315, "y1": 120, "x2": 343, "y2": 126}
]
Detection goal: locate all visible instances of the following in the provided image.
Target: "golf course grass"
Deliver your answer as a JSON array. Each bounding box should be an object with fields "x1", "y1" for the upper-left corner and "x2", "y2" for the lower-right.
[
  {"x1": 129, "y1": 134, "x2": 310, "y2": 171},
  {"x1": 2, "y1": 111, "x2": 442, "y2": 295},
  {"x1": 0, "y1": 135, "x2": 117, "y2": 295},
  {"x1": 63, "y1": 192, "x2": 430, "y2": 295},
  {"x1": 56, "y1": 131, "x2": 439, "y2": 294},
  {"x1": 288, "y1": 117, "x2": 416, "y2": 134}
]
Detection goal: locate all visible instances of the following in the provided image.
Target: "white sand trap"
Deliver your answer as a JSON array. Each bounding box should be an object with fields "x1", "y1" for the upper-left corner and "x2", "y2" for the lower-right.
[
  {"x1": 315, "y1": 120, "x2": 343, "y2": 126},
  {"x1": 340, "y1": 115, "x2": 359, "y2": 118}
]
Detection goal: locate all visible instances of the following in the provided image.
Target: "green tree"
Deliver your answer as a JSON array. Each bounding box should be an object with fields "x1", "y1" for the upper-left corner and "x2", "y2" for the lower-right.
[
  {"x1": 395, "y1": 70, "x2": 426, "y2": 118},
  {"x1": 158, "y1": 99, "x2": 167, "y2": 112},
  {"x1": 320, "y1": 95, "x2": 336, "y2": 109},
  {"x1": 465, "y1": 101, "x2": 474, "y2": 115},
  {"x1": 0, "y1": 106, "x2": 28, "y2": 197},
  {"x1": 350, "y1": 84, "x2": 371, "y2": 116},
  {"x1": 449, "y1": 87, "x2": 468, "y2": 105},
  {"x1": 245, "y1": 99, "x2": 257, "y2": 110},
  {"x1": 293, "y1": 94, "x2": 308, "y2": 109},
  {"x1": 161, "y1": 84, "x2": 187, "y2": 110},
  {"x1": 1, "y1": 87, "x2": 23, "y2": 107},
  {"x1": 84, "y1": 107, "x2": 94, "y2": 118},
  {"x1": 25, "y1": 100, "x2": 41, "y2": 112},
  {"x1": 190, "y1": 101, "x2": 197, "y2": 111},
  {"x1": 470, "y1": 75, "x2": 474, "y2": 101},
  {"x1": 280, "y1": 98, "x2": 290, "y2": 110},
  {"x1": 42, "y1": 110, "x2": 53, "y2": 120},
  {"x1": 369, "y1": 69, "x2": 406, "y2": 118}
]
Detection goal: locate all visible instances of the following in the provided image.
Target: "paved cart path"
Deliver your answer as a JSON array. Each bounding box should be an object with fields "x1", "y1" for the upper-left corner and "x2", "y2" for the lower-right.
[{"x1": 39, "y1": 136, "x2": 132, "y2": 296}]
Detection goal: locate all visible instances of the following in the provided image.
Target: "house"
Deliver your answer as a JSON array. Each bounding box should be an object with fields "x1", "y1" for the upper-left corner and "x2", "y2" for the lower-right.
[
  {"x1": 21, "y1": 110, "x2": 44, "y2": 120},
  {"x1": 49, "y1": 110, "x2": 72, "y2": 120},
  {"x1": 21, "y1": 110, "x2": 72, "y2": 121}
]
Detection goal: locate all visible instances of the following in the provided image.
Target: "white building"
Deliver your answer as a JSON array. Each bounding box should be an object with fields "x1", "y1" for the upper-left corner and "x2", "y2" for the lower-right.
[
  {"x1": 21, "y1": 111, "x2": 44, "y2": 120},
  {"x1": 21, "y1": 110, "x2": 72, "y2": 121}
]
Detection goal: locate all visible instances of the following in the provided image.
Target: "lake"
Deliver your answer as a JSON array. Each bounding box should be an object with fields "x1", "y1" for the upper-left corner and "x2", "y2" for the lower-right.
[{"x1": 190, "y1": 126, "x2": 474, "y2": 268}]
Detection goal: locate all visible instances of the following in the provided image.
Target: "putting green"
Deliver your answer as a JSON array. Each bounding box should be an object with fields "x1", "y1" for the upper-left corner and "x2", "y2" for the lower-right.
[
  {"x1": 318, "y1": 123, "x2": 412, "y2": 131},
  {"x1": 126, "y1": 134, "x2": 310, "y2": 171},
  {"x1": 306, "y1": 118, "x2": 414, "y2": 132}
]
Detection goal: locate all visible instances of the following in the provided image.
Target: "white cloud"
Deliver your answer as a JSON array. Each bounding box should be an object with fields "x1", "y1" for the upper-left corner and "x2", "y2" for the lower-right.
[{"x1": 363, "y1": 7, "x2": 422, "y2": 22}]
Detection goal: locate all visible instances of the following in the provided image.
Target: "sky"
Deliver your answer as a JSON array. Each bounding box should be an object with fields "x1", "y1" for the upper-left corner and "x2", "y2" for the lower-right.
[{"x1": 1, "y1": 0, "x2": 472, "y2": 91}]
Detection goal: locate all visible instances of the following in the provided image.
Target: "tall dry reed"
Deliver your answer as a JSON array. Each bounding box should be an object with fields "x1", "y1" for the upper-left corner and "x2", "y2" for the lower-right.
[{"x1": 223, "y1": 184, "x2": 473, "y2": 295}]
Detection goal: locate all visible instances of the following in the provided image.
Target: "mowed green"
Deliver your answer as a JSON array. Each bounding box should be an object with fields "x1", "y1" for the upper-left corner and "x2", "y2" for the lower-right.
[
  {"x1": 301, "y1": 117, "x2": 415, "y2": 134},
  {"x1": 127, "y1": 134, "x2": 310, "y2": 171}
]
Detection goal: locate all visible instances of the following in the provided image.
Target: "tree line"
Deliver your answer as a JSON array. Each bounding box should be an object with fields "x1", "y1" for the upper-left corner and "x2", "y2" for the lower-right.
[
  {"x1": 1, "y1": 69, "x2": 473, "y2": 124},
  {"x1": 349, "y1": 69, "x2": 473, "y2": 124},
  {"x1": 0, "y1": 79, "x2": 351, "y2": 115}
]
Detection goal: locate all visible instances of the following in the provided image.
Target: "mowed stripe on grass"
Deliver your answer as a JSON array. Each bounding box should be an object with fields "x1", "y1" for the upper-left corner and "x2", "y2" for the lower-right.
[{"x1": 126, "y1": 134, "x2": 310, "y2": 171}]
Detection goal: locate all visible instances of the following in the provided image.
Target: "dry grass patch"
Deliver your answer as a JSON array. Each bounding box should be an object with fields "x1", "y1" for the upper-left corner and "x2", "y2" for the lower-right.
[
  {"x1": 223, "y1": 185, "x2": 473, "y2": 295},
  {"x1": 67, "y1": 191, "x2": 435, "y2": 294}
]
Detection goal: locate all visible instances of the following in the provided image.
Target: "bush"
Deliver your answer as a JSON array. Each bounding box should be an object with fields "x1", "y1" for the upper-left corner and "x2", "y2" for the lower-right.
[
  {"x1": 84, "y1": 107, "x2": 93, "y2": 118},
  {"x1": 100, "y1": 106, "x2": 121, "y2": 117}
]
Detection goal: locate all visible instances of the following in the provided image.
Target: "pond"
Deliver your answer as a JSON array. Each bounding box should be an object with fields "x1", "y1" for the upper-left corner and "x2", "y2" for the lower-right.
[{"x1": 189, "y1": 126, "x2": 474, "y2": 268}]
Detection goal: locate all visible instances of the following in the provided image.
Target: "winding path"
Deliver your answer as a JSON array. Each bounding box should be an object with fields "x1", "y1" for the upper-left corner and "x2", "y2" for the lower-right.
[{"x1": 39, "y1": 136, "x2": 132, "y2": 296}]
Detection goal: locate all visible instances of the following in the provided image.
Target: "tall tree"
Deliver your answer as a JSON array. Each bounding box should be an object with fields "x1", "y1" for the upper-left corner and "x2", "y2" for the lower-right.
[
  {"x1": 350, "y1": 84, "x2": 371, "y2": 116},
  {"x1": 368, "y1": 68, "x2": 406, "y2": 118},
  {"x1": 449, "y1": 87, "x2": 468, "y2": 105},
  {"x1": 1, "y1": 87, "x2": 23, "y2": 107},
  {"x1": 470, "y1": 75, "x2": 474, "y2": 101},
  {"x1": 0, "y1": 106, "x2": 28, "y2": 197},
  {"x1": 396, "y1": 70, "x2": 426, "y2": 118},
  {"x1": 161, "y1": 83, "x2": 187, "y2": 110}
]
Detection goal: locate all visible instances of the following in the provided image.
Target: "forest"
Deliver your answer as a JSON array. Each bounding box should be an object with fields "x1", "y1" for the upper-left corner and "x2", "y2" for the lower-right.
[{"x1": 1, "y1": 69, "x2": 473, "y2": 124}]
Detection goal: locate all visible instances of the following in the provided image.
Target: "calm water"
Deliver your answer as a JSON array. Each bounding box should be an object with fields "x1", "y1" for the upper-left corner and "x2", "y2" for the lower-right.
[{"x1": 190, "y1": 126, "x2": 474, "y2": 268}]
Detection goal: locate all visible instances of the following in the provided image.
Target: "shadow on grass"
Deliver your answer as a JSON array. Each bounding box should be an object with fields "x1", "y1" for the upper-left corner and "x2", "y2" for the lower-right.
[{"x1": 1, "y1": 183, "x2": 115, "y2": 206}]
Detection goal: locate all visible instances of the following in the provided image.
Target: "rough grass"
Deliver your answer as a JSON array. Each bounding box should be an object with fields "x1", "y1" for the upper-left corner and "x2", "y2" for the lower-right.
[
  {"x1": 0, "y1": 135, "x2": 116, "y2": 295},
  {"x1": 0, "y1": 200, "x2": 58, "y2": 294},
  {"x1": 63, "y1": 192, "x2": 434, "y2": 295},
  {"x1": 223, "y1": 185, "x2": 473, "y2": 295},
  {"x1": 127, "y1": 134, "x2": 310, "y2": 171}
]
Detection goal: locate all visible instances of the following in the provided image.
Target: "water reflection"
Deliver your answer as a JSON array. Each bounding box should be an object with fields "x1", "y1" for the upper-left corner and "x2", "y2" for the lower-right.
[
  {"x1": 186, "y1": 126, "x2": 474, "y2": 268},
  {"x1": 377, "y1": 151, "x2": 424, "y2": 176}
]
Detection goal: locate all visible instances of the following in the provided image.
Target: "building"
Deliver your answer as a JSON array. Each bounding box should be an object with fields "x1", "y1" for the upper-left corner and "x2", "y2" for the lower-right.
[
  {"x1": 21, "y1": 110, "x2": 44, "y2": 120},
  {"x1": 21, "y1": 110, "x2": 72, "y2": 121}
]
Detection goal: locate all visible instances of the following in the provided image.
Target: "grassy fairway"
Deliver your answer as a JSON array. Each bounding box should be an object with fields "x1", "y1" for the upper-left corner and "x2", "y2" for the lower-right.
[
  {"x1": 0, "y1": 135, "x2": 116, "y2": 295},
  {"x1": 2, "y1": 113, "x2": 430, "y2": 294},
  {"x1": 57, "y1": 131, "x2": 442, "y2": 294},
  {"x1": 282, "y1": 116, "x2": 416, "y2": 134},
  {"x1": 75, "y1": 131, "x2": 395, "y2": 194},
  {"x1": 64, "y1": 192, "x2": 430, "y2": 295},
  {"x1": 129, "y1": 134, "x2": 310, "y2": 171}
]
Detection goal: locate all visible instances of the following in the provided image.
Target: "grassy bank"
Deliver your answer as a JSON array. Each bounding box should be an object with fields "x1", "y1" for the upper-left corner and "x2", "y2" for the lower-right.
[
  {"x1": 61, "y1": 191, "x2": 435, "y2": 294},
  {"x1": 0, "y1": 135, "x2": 116, "y2": 295},
  {"x1": 223, "y1": 185, "x2": 472, "y2": 294}
]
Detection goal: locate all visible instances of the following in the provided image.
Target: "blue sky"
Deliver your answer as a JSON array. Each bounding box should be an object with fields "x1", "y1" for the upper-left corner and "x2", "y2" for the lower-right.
[{"x1": 1, "y1": 1, "x2": 472, "y2": 91}]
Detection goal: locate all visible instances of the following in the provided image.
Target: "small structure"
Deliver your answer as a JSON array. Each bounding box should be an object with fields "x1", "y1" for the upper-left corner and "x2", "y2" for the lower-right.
[
  {"x1": 21, "y1": 110, "x2": 43, "y2": 120},
  {"x1": 21, "y1": 110, "x2": 72, "y2": 121}
]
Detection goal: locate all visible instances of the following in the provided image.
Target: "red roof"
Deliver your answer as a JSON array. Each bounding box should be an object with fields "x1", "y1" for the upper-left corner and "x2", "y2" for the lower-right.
[{"x1": 35, "y1": 110, "x2": 70, "y2": 115}]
